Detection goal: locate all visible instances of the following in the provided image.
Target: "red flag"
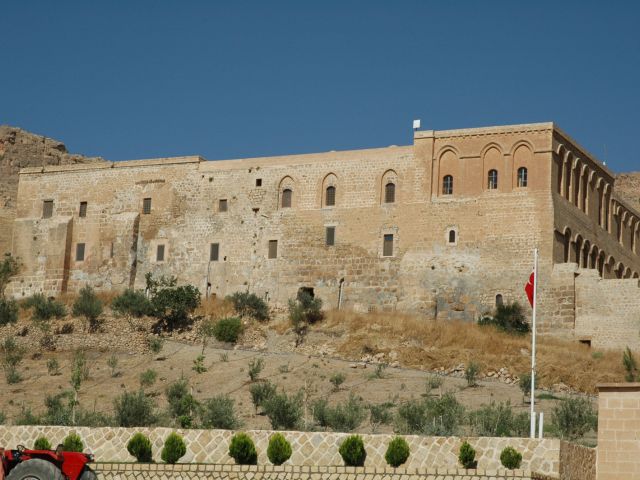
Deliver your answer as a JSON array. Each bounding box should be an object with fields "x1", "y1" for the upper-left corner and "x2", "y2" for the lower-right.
[{"x1": 525, "y1": 272, "x2": 535, "y2": 307}]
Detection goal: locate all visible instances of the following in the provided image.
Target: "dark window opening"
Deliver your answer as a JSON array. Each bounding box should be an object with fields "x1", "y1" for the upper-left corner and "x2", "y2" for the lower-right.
[
  {"x1": 487, "y1": 170, "x2": 498, "y2": 190},
  {"x1": 326, "y1": 226, "x2": 335, "y2": 246},
  {"x1": 281, "y1": 189, "x2": 292, "y2": 208},
  {"x1": 75, "y1": 243, "x2": 85, "y2": 262},
  {"x1": 43, "y1": 200, "x2": 54, "y2": 219},
  {"x1": 579, "y1": 339, "x2": 592, "y2": 348},
  {"x1": 219, "y1": 199, "x2": 228, "y2": 212},
  {"x1": 210, "y1": 243, "x2": 219, "y2": 261},
  {"x1": 385, "y1": 182, "x2": 396, "y2": 203},
  {"x1": 143, "y1": 198, "x2": 152, "y2": 214},
  {"x1": 448, "y1": 229, "x2": 456, "y2": 244},
  {"x1": 297, "y1": 287, "x2": 314, "y2": 300},
  {"x1": 268, "y1": 240, "x2": 278, "y2": 259},
  {"x1": 495, "y1": 294, "x2": 503, "y2": 307},
  {"x1": 517, "y1": 167, "x2": 528, "y2": 188},
  {"x1": 79, "y1": 201, "x2": 88, "y2": 218},
  {"x1": 383, "y1": 234, "x2": 394, "y2": 257},
  {"x1": 256, "y1": 178, "x2": 262, "y2": 187},
  {"x1": 442, "y1": 175, "x2": 453, "y2": 195},
  {"x1": 156, "y1": 244, "x2": 165, "y2": 262},
  {"x1": 325, "y1": 186, "x2": 336, "y2": 206}
]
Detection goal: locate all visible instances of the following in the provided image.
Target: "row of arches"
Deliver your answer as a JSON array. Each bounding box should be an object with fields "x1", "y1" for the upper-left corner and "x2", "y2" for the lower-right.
[
  {"x1": 277, "y1": 170, "x2": 399, "y2": 209},
  {"x1": 559, "y1": 227, "x2": 639, "y2": 279}
]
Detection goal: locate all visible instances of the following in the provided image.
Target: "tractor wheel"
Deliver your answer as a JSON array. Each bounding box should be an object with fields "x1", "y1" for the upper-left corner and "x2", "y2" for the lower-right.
[
  {"x1": 6, "y1": 458, "x2": 64, "y2": 480},
  {"x1": 79, "y1": 467, "x2": 97, "y2": 480}
]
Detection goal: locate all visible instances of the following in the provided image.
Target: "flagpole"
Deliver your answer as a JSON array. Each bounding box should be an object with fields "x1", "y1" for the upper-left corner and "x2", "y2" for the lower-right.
[{"x1": 530, "y1": 248, "x2": 538, "y2": 438}]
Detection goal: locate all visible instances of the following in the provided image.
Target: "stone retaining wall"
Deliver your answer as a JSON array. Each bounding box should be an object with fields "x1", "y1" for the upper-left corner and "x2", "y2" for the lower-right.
[
  {"x1": 0, "y1": 426, "x2": 560, "y2": 476},
  {"x1": 558, "y1": 441, "x2": 595, "y2": 480},
  {"x1": 94, "y1": 462, "x2": 536, "y2": 480}
]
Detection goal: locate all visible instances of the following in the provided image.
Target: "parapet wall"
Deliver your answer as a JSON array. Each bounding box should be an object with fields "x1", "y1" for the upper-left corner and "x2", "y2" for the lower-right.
[{"x1": 0, "y1": 426, "x2": 560, "y2": 477}]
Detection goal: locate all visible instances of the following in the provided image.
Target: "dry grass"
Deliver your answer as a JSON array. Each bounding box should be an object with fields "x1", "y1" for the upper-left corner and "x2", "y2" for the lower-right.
[
  {"x1": 195, "y1": 296, "x2": 235, "y2": 320},
  {"x1": 322, "y1": 310, "x2": 624, "y2": 393}
]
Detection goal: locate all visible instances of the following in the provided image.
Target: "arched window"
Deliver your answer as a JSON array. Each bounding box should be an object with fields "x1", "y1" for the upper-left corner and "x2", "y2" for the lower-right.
[
  {"x1": 487, "y1": 170, "x2": 498, "y2": 190},
  {"x1": 325, "y1": 186, "x2": 336, "y2": 206},
  {"x1": 384, "y1": 182, "x2": 396, "y2": 203},
  {"x1": 442, "y1": 175, "x2": 453, "y2": 195},
  {"x1": 448, "y1": 229, "x2": 456, "y2": 244},
  {"x1": 281, "y1": 189, "x2": 292, "y2": 208},
  {"x1": 517, "y1": 167, "x2": 528, "y2": 188},
  {"x1": 496, "y1": 294, "x2": 504, "y2": 307}
]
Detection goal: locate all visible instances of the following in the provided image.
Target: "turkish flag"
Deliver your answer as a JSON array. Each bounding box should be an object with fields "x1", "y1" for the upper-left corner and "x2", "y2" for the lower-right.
[{"x1": 525, "y1": 272, "x2": 535, "y2": 307}]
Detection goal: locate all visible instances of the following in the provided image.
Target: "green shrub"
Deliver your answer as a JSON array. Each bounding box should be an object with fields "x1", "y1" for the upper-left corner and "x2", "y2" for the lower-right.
[
  {"x1": 192, "y1": 354, "x2": 207, "y2": 373},
  {"x1": 34, "y1": 436, "x2": 52, "y2": 450},
  {"x1": 519, "y1": 372, "x2": 533, "y2": 397},
  {"x1": 385, "y1": 436, "x2": 410, "y2": 468},
  {"x1": 0, "y1": 254, "x2": 20, "y2": 298},
  {"x1": 368, "y1": 402, "x2": 394, "y2": 432},
  {"x1": 199, "y1": 394, "x2": 241, "y2": 429},
  {"x1": 165, "y1": 377, "x2": 198, "y2": 421},
  {"x1": 248, "y1": 357, "x2": 264, "y2": 382},
  {"x1": 213, "y1": 317, "x2": 243, "y2": 343},
  {"x1": 139, "y1": 369, "x2": 158, "y2": 388},
  {"x1": 267, "y1": 433, "x2": 292, "y2": 465},
  {"x1": 127, "y1": 432, "x2": 153, "y2": 462},
  {"x1": 227, "y1": 291, "x2": 270, "y2": 321},
  {"x1": 148, "y1": 336, "x2": 164, "y2": 354},
  {"x1": 72, "y1": 286, "x2": 103, "y2": 332},
  {"x1": 112, "y1": 289, "x2": 152, "y2": 318},
  {"x1": 313, "y1": 394, "x2": 367, "y2": 432},
  {"x1": 458, "y1": 441, "x2": 476, "y2": 469},
  {"x1": 107, "y1": 354, "x2": 119, "y2": 378},
  {"x1": 228, "y1": 432, "x2": 258, "y2": 465},
  {"x1": 468, "y1": 401, "x2": 529, "y2": 437},
  {"x1": 46, "y1": 358, "x2": 60, "y2": 376},
  {"x1": 22, "y1": 294, "x2": 66, "y2": 321},
  {"x1": 288, "y1": 291, "x2": 323, "y2": 345},
  {"x1": 250, "y1": 381, "x2": 277, "y2": 414},
  {"x1": 43, "y1": 391, "x2": 73, "y2": 425},
  {"x1": 114, "y1": 390, "x2": 158, "y2": 427},
  {"x1": 0, "y1": 411, "x2": 5, "y2": 424},
  {"x1": 478, "y1": 302, "x2": 529, "y2": 334},
  {"x1": 395, "y1": 393, "x2": 464, "y2": 436},
  {"x1": 338, "y1": 435, "x2": 366, "y2": 467},
  {"x1": 552, "y1": 397, "x2": 597, "y2": 440},
  {"x1": 623, "y1": 347, "x2": 638, "y2": 382},
  {"x1": 263, "y1": 389, "x2": 303, "y2": 430},
  {"x1": 146, "y1": 273, "x2": 200, "y2": 331},
  {"x1": 465, "y1": 361, "x2": 480, "y2": 387},
  {"x1": 0, "y1": 298, "x2": 18, "y2": 326},
  {"x1": 161, "y1": 432, "x2": 186, "y2": 464},
  {"x1": 62, "y1": 433, "x2": 84, "y2": 452},
  {"x1": 330, "y1": 372, "x2": 346, "y2": 391},
  {"x1": 2, "y1": 336, "x2": 25, "y2": 384},
  {"x1": 500, "y1": 446, "x2": 522, "y2": 469}
]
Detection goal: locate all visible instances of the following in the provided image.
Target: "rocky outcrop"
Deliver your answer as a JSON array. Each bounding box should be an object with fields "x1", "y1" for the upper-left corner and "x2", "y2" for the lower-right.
[{"x1": 0, "y1": 125, "x2": 105, "y2": 253}]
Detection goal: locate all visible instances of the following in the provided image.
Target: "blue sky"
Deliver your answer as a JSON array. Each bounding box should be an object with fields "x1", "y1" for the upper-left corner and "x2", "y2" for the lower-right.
[{"x1": 2, "y1": 1, "x2": 639, "y2": 172}]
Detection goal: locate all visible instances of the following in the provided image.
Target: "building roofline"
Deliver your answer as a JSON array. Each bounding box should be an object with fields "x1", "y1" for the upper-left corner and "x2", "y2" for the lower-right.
[{"x1": 414, "y1": 122, "x2": 554, "y2": 139}]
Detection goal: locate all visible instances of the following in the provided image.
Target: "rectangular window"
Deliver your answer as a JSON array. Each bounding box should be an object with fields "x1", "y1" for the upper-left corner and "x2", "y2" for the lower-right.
[
  {"x1": 383, "y1": 234, "x2": 394, "y2": 257},
  {"x1": 268, "y1": 240, "x2": 278, "y2": 259},
  {"x1": 76, "y1": 243, "x2": 85, "y2": 262},
  {"x1": 156, "y1": 244, "x2": 165, "y2": 262},
  {"x1": 219, "y1": 199, "x2": 228, "y2": 212},
  {"x1": 256, "y1": 178, "x2": 262, "y2": 187},
  {"x1": 79, "y1": 201, "x2": 88, "y2": 218},
  {"x1": 326, "y1": 227, "x2": 335, "y2": 246},
  {"x1": 43, "y1": 200, "x2": 54, "y2": 219},
  {"x1": 143, "y1": 198, "x2": 152, "y2": 214},
  {"x1": 210, "y1": 243, "x2": 219, "y2": 261}
]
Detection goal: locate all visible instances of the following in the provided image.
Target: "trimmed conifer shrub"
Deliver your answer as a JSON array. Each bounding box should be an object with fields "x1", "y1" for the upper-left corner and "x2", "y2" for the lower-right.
[
  {"x1": 161, "y1": 432, "x2": 186, "y2": 464},
  {"x1": 127, "y1": 432, "x2": 153, "y2": 462},
  {"x1": 385, "y1": 436, "x2": 410, "y2": 468},
  {"x1": 228, "y1": 432, "x2": 257, "y2": 465},
  {"x1": 500, "y1": 446, "x2": 523, "y2": 469},
  {"x1": 458, "y1": 441, "x2": 477, "y2": 469},
  {"x1": 338, "y1": 435, "x2": 366, "y2": 467},
  {"x1": 62, "y1": 433, "x2": 84, "y2": 452},
  {"x1": 267, "y1": 433, "x2": 292, "y2": 466}
]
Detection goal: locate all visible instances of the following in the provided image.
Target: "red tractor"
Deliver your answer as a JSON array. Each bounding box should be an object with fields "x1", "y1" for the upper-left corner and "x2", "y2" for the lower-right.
[{"x1": 0, "y1": 445, "x2": 96, "y2": 480}]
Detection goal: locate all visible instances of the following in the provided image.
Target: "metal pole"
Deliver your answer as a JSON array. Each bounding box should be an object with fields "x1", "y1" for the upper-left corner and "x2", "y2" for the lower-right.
[{"x1": 530, "y1": 248, "x2": 538, "y2": 438}]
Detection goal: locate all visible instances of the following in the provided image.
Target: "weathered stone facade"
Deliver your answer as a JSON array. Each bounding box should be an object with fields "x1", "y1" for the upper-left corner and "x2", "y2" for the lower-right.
[
  {"x1": 6, "y1": 122, "x2": 640, "y2": 348},
  {"x1": 0, "y1": 426, "x2": 560, "y2": 475}
]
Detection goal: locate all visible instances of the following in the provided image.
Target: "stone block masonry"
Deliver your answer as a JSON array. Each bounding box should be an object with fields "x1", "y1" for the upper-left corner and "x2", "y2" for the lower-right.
[{"x1": 0, "y1": 426, "x2": 560, "y2": 477}]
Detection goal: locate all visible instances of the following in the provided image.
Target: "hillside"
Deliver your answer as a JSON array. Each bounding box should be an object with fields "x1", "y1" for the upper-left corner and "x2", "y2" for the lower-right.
[{"x1": 0, "y1": 126, "x2": 105, "y2": 254}]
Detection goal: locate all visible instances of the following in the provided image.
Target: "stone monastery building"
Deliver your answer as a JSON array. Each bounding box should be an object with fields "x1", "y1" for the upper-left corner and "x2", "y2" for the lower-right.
[{"x1": 8, "y1": 122, "x2": 640, "y2": 349}]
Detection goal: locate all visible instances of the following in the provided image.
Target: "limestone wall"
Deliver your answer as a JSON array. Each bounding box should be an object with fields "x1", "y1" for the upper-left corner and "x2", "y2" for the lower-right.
[
  {"x1": 94, "y1": 463, "x2": 538, "y2": 480},
  {"x1": 558, "y1": 441, "x2": 595, "y2": 480},
  {"x1": 0, "y1": 426, "x2": 560, "y2": 476}
]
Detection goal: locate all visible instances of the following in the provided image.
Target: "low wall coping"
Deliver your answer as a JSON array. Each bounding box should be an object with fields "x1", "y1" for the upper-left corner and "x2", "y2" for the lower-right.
[{"x1": 597, "y1": 382, "x2": 640, "y2": 392}]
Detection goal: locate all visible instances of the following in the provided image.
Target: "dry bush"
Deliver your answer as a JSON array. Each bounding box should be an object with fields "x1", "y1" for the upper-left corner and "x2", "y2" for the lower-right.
[
  {"x1": 196, "y1": 296, "x2": 235, "y2": 319},
  {"x1": 324, "y1": 310, "x2": 623, "y2": 393}
]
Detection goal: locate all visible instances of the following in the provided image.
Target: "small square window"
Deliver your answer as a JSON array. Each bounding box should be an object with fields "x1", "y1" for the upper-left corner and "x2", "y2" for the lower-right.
[
  {"x1": 79, "y1": 201, "x2": 88, "y2": 218},
  {"x1": 219, "y1": 199, "x2": 228, "y2": 212},
  {"x1": 268, "y1": 240, "x2": 278, "y2": 259},
  {"x1": 326, "y1": 227, "x2": 335, "y2": 246},
  {"x1": 256, "y1": 178, "x2": 262, "y2": 187},
  {"x1": 76, "y1": 243, "x2": 85, "y2": 262},
  {"x1": 156, "y1": 244, "x2": 165, "y2": 262},
  {"x1": 143, "y1": 198, "x2": 152, "y2": 214},
  {"x1": 383, "y1": 234, "x2": 394, "y2": 257},
  {"x1": 43, "y1": 200, "x2": 54, "y2": 219},
  {"x1": 210, "y1": 243, "x2": 219, "y2": 261}
]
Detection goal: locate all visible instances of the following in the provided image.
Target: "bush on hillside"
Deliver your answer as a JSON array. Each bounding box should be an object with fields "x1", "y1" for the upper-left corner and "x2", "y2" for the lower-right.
[
  {"x1": 62, "y1": 433, "x2": 84, "y2": 452},
  {"x1": 500, "y1": 446, "x2": 522, "y2": 469},
  {"x1": 72, "y1": 286, "x2": 103, "y2": 332},
  {"x1": 227, "y1": 291, "x2": 270, "y2": 321},
  {"x1": 228, "y1": 432, "x2": 257, "y2": 465},
  {"x1": 199, "y1": 394, "x2": 241, "y2": 430},
  {"x1": 0, "y1": 298, "x2": 18, "y2": 326},
  {"x1": 112, "y1": 289, "x2": 152, "y2": 318},
  {"x1": 250, "y1": 381, "x2": 277, "y2": 414},
  {"x1": 478, "y1": 302, "x2": 529, "y2": 334},
  {"x1": 22, "y1": 293, "x2": 66, "y2": 321},
  {"x1": 267, "y1": 433, "x2": 292, "y2": 466},
  {"x1": 213, "y1": 317, "x2": 243, "y2": 343},
  {"x1": 338, "y1": 435, "x2": 366, "y2": 467},
  {"x1": 114, "y1": 390, "x2": 158, "y2": 427},
  {"x1": 312, "y1": 394, "x2": 367, "y2": 432},
  {"x1": 263, "y1": 389, "x2": 304, "y2": 430},
  {"x1": 165, "y1": 377, "x2": 198, "y2": 422},
  {"x1": 468, "y1": 401, "x2": 529, "y2": 437},
  {"x1": 552, "y1": 396, "x2": 597, "y2": 440},
  {"x1": 0, "y1": 254, "x2": 20, "y2": 298},
  {"x1": 458, "y1": 441, "x2": 477, "y2": 469},
  {"x1": 385, "y1": 436, "x2": 410, "y2": 468},
  {"x1": 288, "y1": 291, "x2": 323, "y2": 345},
  {"x1": 145, "y1": 273, "x2": 200, "y2": 331},
  {"x1": 127, "y1": 433, "x2": 153, "y2": 462},
  {"x1": 161, "y1": 432, "x2": 186, "y2": 464}
]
